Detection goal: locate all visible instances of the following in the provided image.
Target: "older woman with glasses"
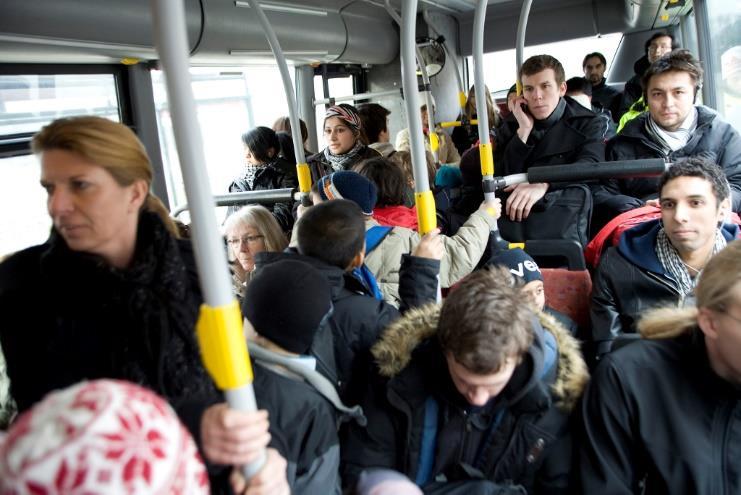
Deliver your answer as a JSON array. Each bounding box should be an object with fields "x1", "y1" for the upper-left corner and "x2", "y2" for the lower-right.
[{"x1": 224, "y1": 204, "x2": 288, "y2": 299}]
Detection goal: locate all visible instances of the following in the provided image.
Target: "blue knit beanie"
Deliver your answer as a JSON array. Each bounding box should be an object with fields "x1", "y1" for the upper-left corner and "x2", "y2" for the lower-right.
[
  {"x1": 488, "y1": 248, "x2": 543, "y2": 284},
  {"x1": 316, "y1": 171, "x2": 377, "y2": 215}
]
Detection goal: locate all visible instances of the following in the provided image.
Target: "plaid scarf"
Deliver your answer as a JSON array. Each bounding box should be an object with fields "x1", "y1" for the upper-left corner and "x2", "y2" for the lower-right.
[
  {"x1": 323, "y1": 140, "x2": 364, "y2": 172},
  {"x1": 655, "y1": 227, "x2": 726, "y2": 297}
]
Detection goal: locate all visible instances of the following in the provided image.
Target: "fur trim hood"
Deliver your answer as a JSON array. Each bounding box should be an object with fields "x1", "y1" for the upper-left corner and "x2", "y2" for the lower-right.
[{"x1": 372, "y1": 304, "x2": 589, "y2": 411}]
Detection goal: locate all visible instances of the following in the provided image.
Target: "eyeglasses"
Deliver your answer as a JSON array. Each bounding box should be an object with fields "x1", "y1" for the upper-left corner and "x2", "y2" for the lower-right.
[{"x1": 226, "y1": 234, "x2": 264, "y2": 246}]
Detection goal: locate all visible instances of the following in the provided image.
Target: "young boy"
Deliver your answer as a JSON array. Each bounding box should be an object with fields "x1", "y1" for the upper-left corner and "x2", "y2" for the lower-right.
[{"x1": 242, "y1": 258, "x2": 343, "y2": 494}]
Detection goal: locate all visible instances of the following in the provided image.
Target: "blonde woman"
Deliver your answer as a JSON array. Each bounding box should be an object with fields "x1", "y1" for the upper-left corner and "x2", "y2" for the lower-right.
[
  {"x1": 224, "y1": 204, "x2": 288, "y2": 299},
  {"x1": 578, "y1": 241, "x2": 741, "y2": 493},
  {"x1": 0, "y1": 116, "x2": 288, "y2": 494}
]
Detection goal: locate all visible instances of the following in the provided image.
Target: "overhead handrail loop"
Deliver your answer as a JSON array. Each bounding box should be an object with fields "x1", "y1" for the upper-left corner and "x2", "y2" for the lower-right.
[
  {"x1": 242, "y1": 0, "x2": 312, "y2": 206},
  {"x1": 385, "y1": 0, "x2": 440, "y2": 166},
  {"x1": 150, "y1": 0, "x2": 264, "y2": 480},
  {"x1": 515, "y1": 0, "x2": 534, "y2": 95}
]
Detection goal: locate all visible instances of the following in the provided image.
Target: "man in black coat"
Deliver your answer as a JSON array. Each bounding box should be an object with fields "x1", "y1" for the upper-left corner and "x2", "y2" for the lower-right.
[
  {"x1": 582, "y1": 52, "x2": 621, "y2": 123},
  {"x1": 577, "y1": 241, "x2": 741, "y2": 494},
  {"x1": 595, "y1": 50, "x2": 741, "y2": 219},
  {"x1": 495, "y1": 54, "x2": 605, "y2": 224},
  {"x1": 618, "y1": 32, "x2": 677, "y2": 119},
  {"x1": 341, "y1": 267, "x2": 588, "y2": 494},
  {"x1": 590, "y1": 158, "x2": 738, "y2": 359}
]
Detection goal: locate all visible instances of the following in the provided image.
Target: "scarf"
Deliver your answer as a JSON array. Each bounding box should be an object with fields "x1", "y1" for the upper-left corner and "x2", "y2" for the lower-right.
[
  {"x1": 645, "y1": 107, "x2": 698, "y2": 155},
  {"x1": 323, "y1": 140, "x2": 364, "y2": 172},
  {"x1": 40, "y1": 211, "x2": 217, "y2": 403},
  {"x1": 240, "y1": 163, "x2": 260, "y2": 189},
  {"x1": 655, "y1": 227, "x2": 726, "y2": 297}
]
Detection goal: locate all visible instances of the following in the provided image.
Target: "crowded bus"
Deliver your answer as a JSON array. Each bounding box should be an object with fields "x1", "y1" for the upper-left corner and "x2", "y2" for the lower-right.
[{"x1": 0, "y1": 0, "x2": 740, "y2": 493}]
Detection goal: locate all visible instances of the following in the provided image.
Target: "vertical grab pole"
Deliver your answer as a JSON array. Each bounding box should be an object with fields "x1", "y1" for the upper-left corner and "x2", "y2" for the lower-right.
[
  {"x1": 400, "y1": 0, "x2": 436, "y2": 235},
  {"x1": 385, "y1": 0, "x2": 440, "y2": 166},
  {"x1": 245, "y1": 0, "x2": 311, "y2": 205},
  {"x1": 473, "y1": 0, "x2": 504, "y2": 244},
  {"x1": 150, "y1": 0, "x2": 265, "y2": 480},
  {"x1": 515, "y1": 0, "x2": 533, "y2": 95}
]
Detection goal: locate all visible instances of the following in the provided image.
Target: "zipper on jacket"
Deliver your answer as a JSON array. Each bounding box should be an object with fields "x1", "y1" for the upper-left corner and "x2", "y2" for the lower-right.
[{"x1": 645, "y1": 270, "x2": 681, "y2": 296}]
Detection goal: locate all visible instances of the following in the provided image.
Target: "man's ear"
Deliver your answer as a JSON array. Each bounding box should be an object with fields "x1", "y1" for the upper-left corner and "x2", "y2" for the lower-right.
[
  {"x1": 717, "y1": 197, "x2": 731, "y2": 226},
  {"x1": 558, "y1": 81, "x2": 567, "y2": 97}
]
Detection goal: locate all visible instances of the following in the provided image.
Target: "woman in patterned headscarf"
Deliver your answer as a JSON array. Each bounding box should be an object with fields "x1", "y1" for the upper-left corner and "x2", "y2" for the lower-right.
[{"x1": 307, "y1": 103, "x2": 380, "y2": 183}]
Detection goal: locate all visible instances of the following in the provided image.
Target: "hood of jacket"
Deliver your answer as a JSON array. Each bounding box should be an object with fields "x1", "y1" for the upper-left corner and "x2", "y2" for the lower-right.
[
  {"x1": 373, "y1": 205, "x2": 419, "y2": 230},
  {"x1": 617, "y1": 219, "x2": 739, "y2": 275},
  {"x1": 371, "y1": 303, "x2": 588, "y2": 412}
]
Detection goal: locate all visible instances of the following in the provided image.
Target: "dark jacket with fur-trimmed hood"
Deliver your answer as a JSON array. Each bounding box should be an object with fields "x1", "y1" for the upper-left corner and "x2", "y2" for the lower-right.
[{"x1": 341, "y1": 304, "x2": 589, "y2": 494}]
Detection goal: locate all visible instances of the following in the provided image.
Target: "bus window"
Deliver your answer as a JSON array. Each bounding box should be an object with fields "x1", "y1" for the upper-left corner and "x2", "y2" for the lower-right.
[
  {"x1": 468, "y1": 33, "x2": 623, "y2": 97},
  {"x1": 150, "y1": 65, "x2": 291, "y2": 218},
  {"x1": 706, "y1": 0, "x2": 741, "y2": 129},
  {"x1": 0, "y1": 74, "x2": 120, "y2": 137}
]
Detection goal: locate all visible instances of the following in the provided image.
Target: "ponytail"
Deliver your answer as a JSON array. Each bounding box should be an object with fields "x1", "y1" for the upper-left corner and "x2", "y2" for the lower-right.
[
  {"x1": 144, "y1": 193, "x2": 180, "y2": 238},
  {"x1": 638, "y1": 306, "x2": 698, "y2": 339}
]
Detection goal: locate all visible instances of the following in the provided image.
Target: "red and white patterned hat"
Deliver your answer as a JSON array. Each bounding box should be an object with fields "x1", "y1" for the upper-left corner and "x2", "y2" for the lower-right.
[{"x1": 0, "y1": 379, "x2": 209, "y2": 494}]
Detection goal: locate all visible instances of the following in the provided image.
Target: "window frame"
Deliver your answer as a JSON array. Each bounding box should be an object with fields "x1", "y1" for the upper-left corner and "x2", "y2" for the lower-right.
[{"x1": 0, "y1": 63, "x2": 132, "y2": 159}]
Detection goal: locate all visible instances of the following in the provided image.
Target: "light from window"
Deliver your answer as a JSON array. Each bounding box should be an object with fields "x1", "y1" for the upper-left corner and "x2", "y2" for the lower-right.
[
  {"x1": 0, "y1": 74, "x2": 119, "y2": 140},
  {"x1": 707, "y1": 0, "x2": 741, "y2": 130},
  {"x1": 0, "y1": 154, "x2": 51, "y2": 257},
  {"x1": 151, "y1": 66, "x2": 292, "y2": 219}
]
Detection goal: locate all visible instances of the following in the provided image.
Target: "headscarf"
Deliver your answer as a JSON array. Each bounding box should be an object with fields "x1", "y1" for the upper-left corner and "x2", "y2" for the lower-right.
[
  {"x1": 324, "y1": 104, "x2": 362, "y2": 132},
  {"x1": 0, "y1": 379, "x2": 209, "y2": 494}
]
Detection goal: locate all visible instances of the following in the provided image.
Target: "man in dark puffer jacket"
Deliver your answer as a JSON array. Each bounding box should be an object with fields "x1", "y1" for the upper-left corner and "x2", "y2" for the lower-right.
[
  {"x1": 341, "y1": 267, "x2": 588, "y2": 494},
  {"x1": 594, "y1": 50, "x2": 741, "y2": 219}
]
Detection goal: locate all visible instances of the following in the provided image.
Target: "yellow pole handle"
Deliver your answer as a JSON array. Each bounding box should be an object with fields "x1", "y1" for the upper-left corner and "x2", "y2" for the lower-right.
[
  {"x1": 196, "y1": 300, "x2": 254, "y2": 389},
  {"x1": 439, "y1": 119, "x2": 478, "y2": 128},
  {"x1": 415, "y1": 190, "x2": 437, "y2": 235},
  {"x1": 429, "y1": 131, "x2": 440, "y2": 153},
  {"x1": 479, "y1": 142, "x2": 494, "y2": 177},
  {"x1": 296, "y1": 162, "x2": 312, "y2": 195}
]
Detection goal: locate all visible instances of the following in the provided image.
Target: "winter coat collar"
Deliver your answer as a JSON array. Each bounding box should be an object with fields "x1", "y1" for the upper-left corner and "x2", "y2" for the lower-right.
[
  {"x1": 524, "y1": 97, "x2": 601, "y2": 159},
  {"x1": 371, "y1": 304, "x2": 588, "y2": 412},
  {"x1": 619, "y1": 105, "x2": 718, "y2": 144},
  {"x1": 617, "y1": 219, "x2": 739, "y2": 275}
]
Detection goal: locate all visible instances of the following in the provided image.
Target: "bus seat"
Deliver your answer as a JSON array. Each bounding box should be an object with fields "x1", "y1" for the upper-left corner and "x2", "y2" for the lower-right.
[{"x1": 541, "y1": 268, "x2": 592, "y2": 330}]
